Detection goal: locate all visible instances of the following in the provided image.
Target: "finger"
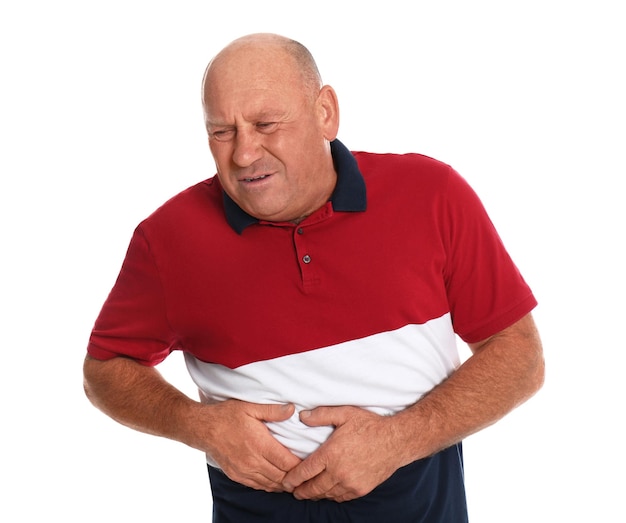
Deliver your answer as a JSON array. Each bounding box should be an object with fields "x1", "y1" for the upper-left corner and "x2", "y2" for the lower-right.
[
  {"x1": 282, "y1": 453, "x2": 326, "y2": 491},
  {"x1": 257, "y1": 445, "x2": 304, "y2": 492},
  {"x1": 292, "y1": 473, "x2": 341, "y2": 501},
  {"x1": 237, "y1": 469, "x2": 287, "y2": 493},
  {"x1": 255, "y1": 468, "x2": 293, "y2": 492},
  {"x1": 261, "y1": 440, "x2": 302, "y2": 472},
  {"x1": 254, "y1": 402, "x2": 295, "y2": 423},
  {"x1": 295, "y1": 477, "x2": 369, "y2": 503},
  {"x1": 299, "y1": 405, "x2": 352, "y2": 427},
  {"x1": 225, "y1": 454, "x2": 297, "y2": 493},
  {"x1": 211, "y1": 401, "x2": 301, "y2": 492}
]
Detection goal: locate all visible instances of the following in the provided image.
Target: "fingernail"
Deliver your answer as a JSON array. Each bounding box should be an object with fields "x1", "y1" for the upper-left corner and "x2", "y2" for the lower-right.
[{"x1": 300, "y1": 410, "x2": 311, "y2": 419}]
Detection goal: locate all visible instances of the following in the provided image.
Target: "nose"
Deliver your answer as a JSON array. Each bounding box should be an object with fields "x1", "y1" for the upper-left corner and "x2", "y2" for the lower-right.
[{"x1": 232, "y1": 127, "x2": 263, "y2": 167}]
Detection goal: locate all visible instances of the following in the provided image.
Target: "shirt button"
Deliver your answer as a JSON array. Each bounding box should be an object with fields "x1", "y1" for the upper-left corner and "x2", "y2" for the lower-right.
[
  {"x1": 297, "y1": 228, "x2": 304, "y2": 235},
  {"x1": 302, "y1": 255, "x2": 311, "y2": 264}
]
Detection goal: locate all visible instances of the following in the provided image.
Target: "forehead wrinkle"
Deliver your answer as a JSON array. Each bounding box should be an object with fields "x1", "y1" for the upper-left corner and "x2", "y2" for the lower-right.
[{"x1": 206, "y1": 86, "x2": 299, "y2": 128}]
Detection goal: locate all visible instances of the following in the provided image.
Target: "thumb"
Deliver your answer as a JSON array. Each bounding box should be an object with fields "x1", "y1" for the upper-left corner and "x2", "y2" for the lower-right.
[
  {"x1": 254, "y1": 402, "x2": 296, "y2": 422},
  {"x1": 299, "y1": 405, "x2": 352, "y2": 427}
]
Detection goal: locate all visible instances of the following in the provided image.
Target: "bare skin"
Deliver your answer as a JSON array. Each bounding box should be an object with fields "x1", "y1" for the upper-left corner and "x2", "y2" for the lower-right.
[
  {"x1": 83, "y1": 312, "x2": 543, "y2": 501},
  {"x1": 83, "y1": 355, "x2": 302, "y2": 491},
  {"x1": 83, "y1": 33, "x2": 545, "y2": 503},
  {"x1": 282, "y1": 313, "x2": 544, "y2": 502},
  {"x1": 202, "y1": 34, "x2": 339, "y2": 224}
]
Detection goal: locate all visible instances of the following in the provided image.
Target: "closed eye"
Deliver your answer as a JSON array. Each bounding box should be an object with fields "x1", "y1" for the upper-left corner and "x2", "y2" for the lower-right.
[
  {"x1": 210, "y1": 128, "x2": 236, "y2": 142},
  {"x1": 256, "y1": 122, "x2": 279, "y2": 133}
]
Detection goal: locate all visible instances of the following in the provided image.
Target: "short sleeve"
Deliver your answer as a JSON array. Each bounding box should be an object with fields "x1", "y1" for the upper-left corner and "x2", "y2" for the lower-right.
[
  {"x1": 87, "y1": 226, "x2": 176, "y2": 365},
  {"x1": 443, "y1": 170, "x2": 537, "y2": 343}
]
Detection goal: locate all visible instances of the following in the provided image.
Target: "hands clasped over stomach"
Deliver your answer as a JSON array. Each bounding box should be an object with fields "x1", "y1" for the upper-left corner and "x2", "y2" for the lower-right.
[{"x1": 205, "y1": 399, "x2": 401, "y2": 503}]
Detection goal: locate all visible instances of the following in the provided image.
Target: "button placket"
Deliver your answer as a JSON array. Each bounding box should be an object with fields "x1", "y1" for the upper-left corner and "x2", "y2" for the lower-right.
[{"x1": 293, "y1": 225, "x2": 318, "y2": 287}]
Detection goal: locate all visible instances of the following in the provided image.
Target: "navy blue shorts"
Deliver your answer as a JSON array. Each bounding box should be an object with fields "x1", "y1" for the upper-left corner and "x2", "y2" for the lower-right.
[{"x1": 207, "y1": 444, "x2": 468, "y2": 522}]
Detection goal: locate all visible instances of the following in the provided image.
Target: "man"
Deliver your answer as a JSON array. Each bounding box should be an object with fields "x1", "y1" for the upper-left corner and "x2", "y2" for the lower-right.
[{"x1": 84, "y1": 33, "x2": 544, "y2": 522}]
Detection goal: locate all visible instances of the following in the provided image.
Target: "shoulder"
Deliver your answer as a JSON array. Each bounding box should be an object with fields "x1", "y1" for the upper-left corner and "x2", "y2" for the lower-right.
[
  {"x1": 353, "y1": 150, "x2": 455, "y2": 188},
  {"x1": 352, "y1": 149, "x2": 470, "y2": 202},
  {"x1": 353, "y1": 149, "x2": 451, "y2": 172},
  {"x1": 133, "y1": 177, "x2": 226, "y2": 239},
  {"x1": 138, "y1": 176, "x2": 223, "y2": 232}
]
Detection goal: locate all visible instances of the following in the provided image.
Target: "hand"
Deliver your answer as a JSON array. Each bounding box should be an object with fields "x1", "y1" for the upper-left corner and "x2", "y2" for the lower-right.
[
  {"x1": 282, "y1": 406, "x2": 403, "y2": 502},
  {"x1": 203, "y1": 399, "x2": 302, "y2": 492}
]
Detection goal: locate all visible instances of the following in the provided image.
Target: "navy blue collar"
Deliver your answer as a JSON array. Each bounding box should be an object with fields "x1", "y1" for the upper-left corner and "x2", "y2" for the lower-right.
[{"x1": 223, "y1": 139, "x2": 367, "y2": 234}]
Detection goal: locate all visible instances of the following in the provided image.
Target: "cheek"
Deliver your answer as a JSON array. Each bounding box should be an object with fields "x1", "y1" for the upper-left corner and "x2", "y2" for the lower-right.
[{"x1": 209, "y1": 143, "x2": 232, "y2": 170}]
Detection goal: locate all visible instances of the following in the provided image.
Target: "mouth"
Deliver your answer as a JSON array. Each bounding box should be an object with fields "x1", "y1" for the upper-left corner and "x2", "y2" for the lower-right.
[
  {"x1": 243, "y1": 174, "x2": 271, "y2": 183},
  {"x1": 241, "y1": 174, "x2": 272, "y2": 183}
]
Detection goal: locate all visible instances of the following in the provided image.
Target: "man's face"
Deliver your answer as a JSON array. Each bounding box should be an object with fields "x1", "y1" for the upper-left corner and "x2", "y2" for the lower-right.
[{"x1": 203, "y1": 48, "x2": 338, "y2": 223}]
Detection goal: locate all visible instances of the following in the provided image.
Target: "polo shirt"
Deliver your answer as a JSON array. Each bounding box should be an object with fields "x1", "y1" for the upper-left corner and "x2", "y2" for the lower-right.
[{"x1": 88, "y1": 139, "x2": 536, "y2": 522}]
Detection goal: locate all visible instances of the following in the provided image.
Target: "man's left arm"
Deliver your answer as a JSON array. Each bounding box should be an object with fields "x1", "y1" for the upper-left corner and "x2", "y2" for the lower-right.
[{"x1": 282, "y1": 312, "x2": 545, "y2": 502}]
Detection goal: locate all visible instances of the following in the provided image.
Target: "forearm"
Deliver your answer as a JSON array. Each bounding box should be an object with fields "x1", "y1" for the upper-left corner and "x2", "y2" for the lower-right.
[
  {"x1": 391, "y1": 313, "x2": 545, "y2": 466},
  {"x1": 83, "y1": 355, "x2": 205, "y2": 449},
  {"x1": 83, "y1": 354, "x2": 303, "y2": 491}
]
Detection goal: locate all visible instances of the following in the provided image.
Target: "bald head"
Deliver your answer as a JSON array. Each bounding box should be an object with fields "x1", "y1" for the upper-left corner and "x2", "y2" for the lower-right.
[
  {"x1": 201, "y1": 34, "x2": 322, "y2": 122},
  {"x1": 198, "y1": 33, "x2": 340, "y2": 223}
]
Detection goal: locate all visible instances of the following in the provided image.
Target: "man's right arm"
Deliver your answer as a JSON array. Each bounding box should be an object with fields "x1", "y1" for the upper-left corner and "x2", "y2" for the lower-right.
[{"x1": 83, "y1": 355, "x2": 301, "y2": 491}]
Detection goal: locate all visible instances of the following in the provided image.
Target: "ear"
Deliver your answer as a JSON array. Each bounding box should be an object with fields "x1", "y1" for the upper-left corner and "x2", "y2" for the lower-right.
[{"x1": 317, "y1": 85, "x2": 340, "y2": 141}]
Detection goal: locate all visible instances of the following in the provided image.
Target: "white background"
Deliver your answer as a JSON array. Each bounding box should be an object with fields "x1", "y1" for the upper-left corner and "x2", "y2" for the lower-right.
[{"x1": 1, "y1": 1, "x2": 624, "y2": 521}]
